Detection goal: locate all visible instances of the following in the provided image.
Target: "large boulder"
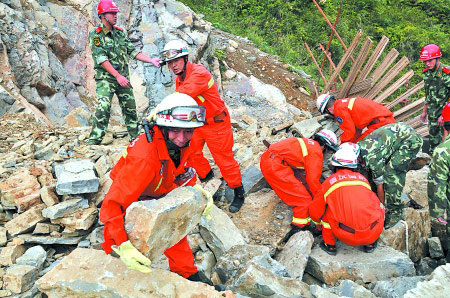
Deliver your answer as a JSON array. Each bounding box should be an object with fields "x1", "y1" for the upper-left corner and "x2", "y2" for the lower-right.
[
  {"x1": 404, "y1": 264, "x2": 450, "y2": 297},
  {"x1": 306, "y1": 243, "x2": 415, "y2": 285},
  {"x1": 403, "y1": 166, "x2": 429, "y2": 208},
  {"x1": 125, "y1": 186, "x2": 207, "y2": 261},
  {"x1": 36, "y1": 248, "x2": 234, "y2": 297},
  {"x1": 54, "y1": 159, "x2": 99, "y2": 195}
]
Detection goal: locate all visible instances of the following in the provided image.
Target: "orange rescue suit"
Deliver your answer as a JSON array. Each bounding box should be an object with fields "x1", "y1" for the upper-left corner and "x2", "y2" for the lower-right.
[
  {"x1": 176, "y1": 62, "x2": 242, "y2": 188},
  {"x1": 334, "y1": 97, "x2": 395, "y2": 143},
  {"x1": 100, "y1": 127, "x2": 198, "y2": 278},
  {"x1": 260, "y1": 138, "x2": 324, "y2": 227},
  {"x1": 309, "y1": 169, "x2": 385, "y2": 246}
]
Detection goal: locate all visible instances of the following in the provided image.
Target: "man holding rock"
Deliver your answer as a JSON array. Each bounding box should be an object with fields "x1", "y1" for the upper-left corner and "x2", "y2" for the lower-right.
[
  {"x1": 100, "y1": 93, "x2": 212, "y2": 281},
  {"x1": 88, "y1": 0, "x2": 160, "y2": 145},
  {"x1": 158, "y1": 40, "x2": 245, "y2": 213}
]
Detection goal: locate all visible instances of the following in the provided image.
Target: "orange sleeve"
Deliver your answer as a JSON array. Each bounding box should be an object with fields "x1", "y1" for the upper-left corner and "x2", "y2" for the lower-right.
[
  {"x1": 100, "y1": 155, "x2": 156, "y2": 253},
  {"x1": 176, "y1": 68, "x2": 211, "y2": 99},
  {"x1": 309, "y1": 186, "x2": 326, "y2": 223},
  {"x1": 304, "y1": 146, "x2": 324, "y2": 197},
  {"x1": 335, "y1": 106, "x2": 357, "y2": 143}
]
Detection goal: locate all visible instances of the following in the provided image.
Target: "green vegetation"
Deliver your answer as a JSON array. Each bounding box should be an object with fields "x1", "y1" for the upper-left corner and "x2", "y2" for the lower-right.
[{"x1": 181, "y1": 0, "x2": 448, "y2": 94}]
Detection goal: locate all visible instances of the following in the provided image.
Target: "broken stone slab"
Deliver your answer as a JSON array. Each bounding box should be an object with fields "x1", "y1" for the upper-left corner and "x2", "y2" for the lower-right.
[
  {"x1": 404, "y1": 264, "x2": 450, "y2": 297},
  {"x1": 428, "y1": 237, "x2": 444, "y2": 259},
  {"x1": 215, "y1": 244, "x2": 289, "y2": 284},
  {"x1": 188, "y1": 232, "x2": 208, "y2": 254},
  {"x1": 335, "y1": 280, "x2": 376, "y2": 298},
  {"x1": 86, "y1": 173, "x2": 112, "y2": 207},
  {"x1": 0, "y1": 169, "x2": 42, "y2": 212},
  {"x1": 310, "y1": 284, "x2": 339, "y2": 298},
  {"x1": 306, "y1": 243, "x2": 415, "y2": 285},
  {"x1": 226, "y1": 189, "x2": 292, "y2": 253},
  {"x1": 33, "y1": 223, "x2": 61, "y2": 235},
  {"x1": 39, "y1": 186, "x2": 59, "y2": 207},
  {"x1": 372, "y1": 276, "x2": 427, "y2": 298},
  {"x1": 275, "y1": 231, "x2": 314, "y2": 280},
  {"x1": 0, "y1": 244, "x2": 26, "y2": 266},
  {"x1": 125, "y1": 186, "x2": 207, "y2": 262},
  {"x1": 17, "y1": 234, "x2": 83, "y2": 245},
  {"x1": 54, "y1": 159, "x2": 99, "y2": 195},
  {"x1": 5, "y1": 204, "x2": 46, "y2": 236},
  {"x1": 199, "y1": 205, "x2": 245, "y2": 259},
  {"x1": 416, "y1": 257, "x2": 439, "y2": 276},
  {"x1": 42, "y1": 198, "x2": 89, "y2": 219},
  {"x1": 3, "y1": 265, "x2": 38, "y2": 294},
  {"x1": 36, "y1": 248, "x2": 234, "y2": 297},
  {"x1": 16, "y1": 245, "x2": 47, "y2": 271},
  {"x1": 224, "y1": 165, "x2": 268, "y2": 203},
  {"x1": 227, "y1": 261, "x2": 311, "y2": 297},
  {"x1": 380, "y1": 207, "x2": 430, "y2": 262},
  {"x1": 0, "y1": 227, "x2": 6, "y2": 246},
  {"x1": 290, "y1": 118, "x2": 322, "y2": 139},
  {"x1": 404, "y1": 166, "x2": 429, "y2": 208},
  {"x1": 195, "y1": 249, "x2": 216, "y2": 280},
  {"x1": 50, "y1": 206, "x2": 97, "y2": 230}
]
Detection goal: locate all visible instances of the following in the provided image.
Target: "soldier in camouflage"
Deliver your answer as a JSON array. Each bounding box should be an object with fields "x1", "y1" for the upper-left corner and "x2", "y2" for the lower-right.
[
  {"x1": 359, "y1": 123, "x2": 423, "y2": 228},
  {"x1": 428, "y1": 103, "x2": 450, "y2": 254},
  {"x1": 419, "y1": 44, "x2": 450, "y2": 153},
  {"x1": 88, "y1": 0, "x2": 160, "y2": 145}
]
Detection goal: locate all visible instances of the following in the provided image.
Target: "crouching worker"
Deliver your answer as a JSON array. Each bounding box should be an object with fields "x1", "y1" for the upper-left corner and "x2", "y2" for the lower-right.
[
  {"x1": 309, "y1": 143, "x2": 385, "y2": 255},
  {"x1": 260, "y1": 130, "x2": 338, "y2": 231},
  {"x1": 99, "y1": 92, "x2": 212, "y2": 281}
]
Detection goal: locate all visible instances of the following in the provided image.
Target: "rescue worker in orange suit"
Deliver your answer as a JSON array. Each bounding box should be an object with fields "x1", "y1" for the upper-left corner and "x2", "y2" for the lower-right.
[
  {"x1": 158, "y1": 40, "x2": 244, "y2": 213},
  {"x1": 316, "y1": 94, "x2": 396, "y2": 143},
  {"x1": 100, "y1": 93, "x2": 214, "y2": 282},
  {"x1": 309, "y1": 143, "x2": 385, "y2": 255},
  {"x1": 260, "y1": 129, "x2": 338, "y2": 231}
]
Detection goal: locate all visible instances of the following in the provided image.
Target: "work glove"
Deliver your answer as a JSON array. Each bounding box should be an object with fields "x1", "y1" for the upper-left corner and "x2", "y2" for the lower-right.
[
  {"x1": 112, "y1": 240, "x2": 152, "y2": 273},
  {"x1": 149, "y1": 58, "x2": 161, "y2": 68},
  {"x1": 194, "y1": 184, "x2": 214, "y2": 220}
]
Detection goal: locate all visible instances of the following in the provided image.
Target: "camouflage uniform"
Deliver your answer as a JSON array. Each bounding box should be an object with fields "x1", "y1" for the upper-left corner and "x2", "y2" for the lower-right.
[
  {"x1": 424, "y1": 63, "x2": 450, "y2": 151},
  {"x1": 428, "y1": 134, "x2": 450, "y2": 250},
  {"x1": 359, "y1": 123, "x2": 423, "y2": 228},
  {"x1": 88, "y1": 25, "x2": 141, "y2": 144}
]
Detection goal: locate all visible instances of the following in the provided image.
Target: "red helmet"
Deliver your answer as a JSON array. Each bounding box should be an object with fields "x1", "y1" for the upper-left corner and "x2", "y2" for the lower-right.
[
  {"x1": 97, "y1": 0, "x2": 120, "y2": 15},
  {"x1": 419, "y1": 44, "x2": 442, "y2": 61},
  {"x1": 442, "y1": 104, "x2": 450, "y2": 123}
]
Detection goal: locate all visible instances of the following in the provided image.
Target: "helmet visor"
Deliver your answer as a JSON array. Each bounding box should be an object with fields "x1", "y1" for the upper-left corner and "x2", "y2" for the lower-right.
[
  {"x1": 158, "y1": 106, "x2": 206, "y2": 123},
  {"x1": 161, "y1": 49, "x2": 188, "y2": 61}
]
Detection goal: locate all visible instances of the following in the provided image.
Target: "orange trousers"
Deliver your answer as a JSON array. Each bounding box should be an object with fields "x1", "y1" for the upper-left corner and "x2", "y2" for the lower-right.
[
  {"x1": 260, "y1": 151, "x2": 313, "y2": 227},
  {"x1": 163, "y1": 236, "x2": 197, "y2": 278},
  {"x1": 189, "y1": 115, "x2": 242, "y2": 188}
]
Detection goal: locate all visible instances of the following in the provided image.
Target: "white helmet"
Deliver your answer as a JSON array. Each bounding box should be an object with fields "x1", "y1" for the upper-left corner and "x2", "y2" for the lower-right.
[
  {"x1": 314, "y1": 129, "x2": 339, "y2": 151},
  {"x1": 156, "y1": 93, "x2": 205, "y2": 128},
  {"x1": 161, "y1": 40, "x2": 189, "y2": 63},
  {"x1": 331, "y1": 145, "x2": 359, "y2": 168},
  {"x1": 316, "y1": 93, "x2": 334, "y2": 113},
  {"x1": 339, "y1": 142, "x2": 360, "y2": 157}
]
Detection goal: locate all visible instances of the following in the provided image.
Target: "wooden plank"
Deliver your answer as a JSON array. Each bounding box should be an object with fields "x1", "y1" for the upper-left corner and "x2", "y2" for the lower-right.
[
  {"x1": 373, "y1": 69, "x2": 414, "y2": 104},
  {"x1": 318, "y1": 43, "x2": 344, "y2": 84},
  {"x1": 356, "y1": 36, "x2": 390, "y2": 83},
  {"x1": 416, "y1": 126, "x2": 429, "y2": 137},
  {"x1": 324, "y1": 30, "x2": 362, "y2": 92},
  {"x1": 338, "y1": 37, "x2": 373, "y2": 98},
  {"x1": 405, "y1": 116, "x2": 422, "y2": 128},
  {"x1": 394, "y1": 97, "x2": 425, "y2": 121},
  {"x1": 365, "y1": 56, "x2": 409, "y2": 100},
  {"x1": 369, "y1": 48, "x2": 399, "y2": 83},
  {"x1": 385, "y1": 80, "x2": 425, "y2": 109},
  {"x1": 348, "y1": 78, "x2": 373, "y2": 95},
  {"x1": 304, "y1": 42, "x2": 328, "y2": 86}
]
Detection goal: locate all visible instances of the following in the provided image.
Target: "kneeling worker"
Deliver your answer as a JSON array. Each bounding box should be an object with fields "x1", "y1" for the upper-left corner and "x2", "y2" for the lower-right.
[
  {"x1": 309, "y1": 143, "x2": 385, "y2": 255},
  {"x1": 100, "y1": 93, "x2": 212, "y2": 282},
  {"x1": 260, "y1": 130, "x2": 338, "y2": 230}
]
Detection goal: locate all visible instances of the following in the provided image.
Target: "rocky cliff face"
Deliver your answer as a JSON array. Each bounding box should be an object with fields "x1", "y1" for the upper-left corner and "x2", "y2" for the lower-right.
[{"x1": 0, "y1": 1, "x2": 448, "y2": 297}]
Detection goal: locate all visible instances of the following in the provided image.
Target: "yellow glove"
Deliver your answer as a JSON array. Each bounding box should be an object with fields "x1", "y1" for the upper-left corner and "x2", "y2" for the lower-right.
[
  {"x1": 146, "y1": 104, "x2": 160, "y2": 122},
  {"x1": 112, "y1": 241, "x2": 152, "y2": 273},
  {"x1": 194, "y1": 184, "x2": 214, "y2": 220}
]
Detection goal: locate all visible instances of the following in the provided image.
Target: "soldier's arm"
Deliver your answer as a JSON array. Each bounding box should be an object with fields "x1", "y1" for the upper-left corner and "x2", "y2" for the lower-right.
[
  {"x1": 100, "y1": 61, "x2": 130, "y2": 88},
  {"x1": 427, "y1": 147, "x2": 450, "y2": 218},
  {"x1": 135, "y1": 53, "x2": 160, "y2": 68}
]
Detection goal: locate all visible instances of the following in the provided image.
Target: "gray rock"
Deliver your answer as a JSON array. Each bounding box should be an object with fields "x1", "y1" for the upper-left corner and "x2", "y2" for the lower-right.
[
  {"x1": 0, "y1": 85, "x2": 16, "y2": 116},
  {"x1": 16, "y1": 245, "x2": 47, "y2": 270},
  {"x1": 195, "y1": 249, "x2": 216, "y2": 280},
  {"x1": 275, "y1": 231, "x2": 314, "y2": 280},
  {"x1": 42, "y1": 198, "x2": 89, "y2": 219},
  {"x1": 125, "y1": 187, "x2": 207, "y2": 261},
  {"x1": 224, "y1": 165, "x2": 268, "y2": 202},
  {"x1": 18, "y1": 234, "x2": 83, "y2": 245},
  {"x1": 428, "y1": 237, "x2": 444, "y2": 259},
  {"x1": 20, "y1": 86, "x2": 45, "y2": 109},
  {"x1": 416, "y1": 257, "x2": 439, "y2": 276},
  {"x1": 215, "y1": 244, "x2": 289, "y2": 284},
  {"x1": 5, "y1": 204, "x2": 46, "y2": 236},
  {"x1": 310, "y1": 285, "x2": 339, "y2": 298},
  {"x1": 55, "y1": 159, "x2": 99, "y2": 195},
  {"x1": 3, "y1": 264, "x2": 38, "y2": 294},
  {"x1": 199, "y1": 205, "x2": 245, "y2": 259},
  {"x1": 306, "y1": 243, "x2": 415, "y2": 285},
  {"x1": 290, "y1": 118, "x2": 322, "y2": 138},
  {"x1": 373, "y1": 276, "x2": 427, "y2": 298},
  {"x1": 404, "y1": 264, "x2": 450, "y2": 297},
  {"x1": 337, "y1": 280, "x2": 376, "y2": 298}
]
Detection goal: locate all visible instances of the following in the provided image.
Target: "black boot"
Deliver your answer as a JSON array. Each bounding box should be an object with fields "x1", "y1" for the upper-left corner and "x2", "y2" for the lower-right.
[
  {"x1": 187, "y1": 272, "x2": 226, "y2": 291},
  {"x1": 229, "y1": 186, "x2": 245, "y2": 213},
  {"x1": 199, "y1": 170, "x2": 215, "y2": 183}
]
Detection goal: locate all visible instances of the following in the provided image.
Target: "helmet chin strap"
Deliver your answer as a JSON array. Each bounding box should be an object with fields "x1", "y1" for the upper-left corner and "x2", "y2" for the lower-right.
[
  {"x1": 178, "y1": 56, "x2": 189, "y2": 81},
  {"x1": 431, "y1": 59, "x2": 440, "y2": 72},
  {"x1": 101, "y1": 14, "x2": 114, "y2": 31}
]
